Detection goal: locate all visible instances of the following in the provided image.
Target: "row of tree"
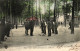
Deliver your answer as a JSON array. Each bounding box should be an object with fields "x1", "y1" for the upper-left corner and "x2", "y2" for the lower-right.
[
  {"x1": 0, "y1": 0, "x2": 80, "y2": 34},
  {"x1": 0, "y1": 0, "x2": 26, "y2": 24}
]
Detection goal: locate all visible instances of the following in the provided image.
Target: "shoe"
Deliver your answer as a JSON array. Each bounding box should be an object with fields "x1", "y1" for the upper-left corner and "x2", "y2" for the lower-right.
[
  {"x1": 26, "y1": 34, "x2": 29, "y2": 35},
  {"x1": 48, "y1": 35, "x2": 51, "y2": 36},
  {"x1": 30, "y1": 35, "x2": 33, "y2": 36}
]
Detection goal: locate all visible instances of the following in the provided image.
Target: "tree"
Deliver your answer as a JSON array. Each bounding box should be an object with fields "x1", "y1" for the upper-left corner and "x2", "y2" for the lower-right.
[
  {"x1": 0, "y1": 0, "x2": 26, "y2": 24},
  {"x1": 71, "y1": 0, "x2": 74, "y2": 34},
  {"x1": 54, "y1": 0, "x2": 58, "y2": 34}
]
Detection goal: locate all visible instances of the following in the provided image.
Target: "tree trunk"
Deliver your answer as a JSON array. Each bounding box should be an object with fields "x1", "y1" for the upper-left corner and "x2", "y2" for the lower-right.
[
  {"x1": 39, "y1": 0, "x2": 41, "y2": 21},
  {"x1": 36, "y1": 0, "x2": 37, "y2": 18},
  {"x1": 64, "y1": 1, "x2": 67, "y2": 27},
  {"x1": 32, "y1": 0, "x2": 33, "y2": 18},
  {"x1": 71, "y1": 0, "x2": 74, "y2": 34},
  {"x1": 54, "y1": 0, "x2": 58, "y2": 34}
]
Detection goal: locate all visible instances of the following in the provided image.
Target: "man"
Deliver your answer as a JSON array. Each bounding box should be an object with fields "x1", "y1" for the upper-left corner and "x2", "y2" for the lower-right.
[
  {"x1": 41, "y1": 20, "x2": 46, "y2": 35},
  {"x1": 47, "y1": 20, "x2": 52, "y2": 36},
  {"x1": 29, "y1": 20, "x2": 35, "y2": 36},
  {"x1": 15, "y1": 22, "x2": 18, "y2": 29},
  {"x1": 41, "y1": 20, "x2": 44, "y2": 33},
  {"x1": 24, "y1": 20, "x2": 30, "y2": 35},
  {"x1": 51, "y1": 20, "x2": 55, "y2": 33},
  {"x1": 54, "y1": 22, "x2": 58, "y2": 34},
  {"x1": 5, "y1": 21, "x2": 11, "y2": 37},
  {"x1": 0, "y1": 18, "x2": 6, "y2": 41},
  {"x1": 44, "y1": 21, "x2": 46, "y2": 34},
  {"x1": 0, "y1": 20, "x2": 2, "y2": 42},
  {"x1": 69, "y1": 21, "x2": 71, "y2": 29}
]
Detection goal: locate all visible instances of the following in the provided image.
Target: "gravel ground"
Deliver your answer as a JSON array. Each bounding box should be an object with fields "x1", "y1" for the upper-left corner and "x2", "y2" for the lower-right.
[{"x1": 0, "y1": 25, "x2": 80, "y2": 51}]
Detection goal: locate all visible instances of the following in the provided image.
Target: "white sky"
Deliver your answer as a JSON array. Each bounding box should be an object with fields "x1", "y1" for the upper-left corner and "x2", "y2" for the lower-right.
[{"x1": 34, "y1": 0, "x2": 54, "y2": 14}]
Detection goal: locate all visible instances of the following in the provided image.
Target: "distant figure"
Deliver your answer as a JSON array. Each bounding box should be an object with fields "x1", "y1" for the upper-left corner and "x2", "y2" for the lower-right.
[
  {"x1": 47, "y1": 20, "x2": 52, "y2": 36},
  {"x1": 51, "y1": 20, "x2": 55, "y2": 33},
  {"x1": 24, "y1": 20, "x2": 30, "y2": 35},
  {"x1": 29, "y1": 20, "x2": 35, "y2": 36},
  {"x1": 44, "y1": 21, "x2": 46, "y2": 34},
  {"x1": 61, "y1": 22, "x2": 63, "y2": 25},
  {"x1": 54, "y1": 22, "x2": 58, "y2": 34},
  {"x1": 41, "y1": 20, "x2": 44, "y2": 33},
  {"x1": 16, "y1": 23, "x2": 18, "y2": 29},
  {"x1": 69, "y1": 21, "x2": 71, "y2": 29},
  {"x1": 41, "y1": 20, "x2": 46, "y2": 35}
]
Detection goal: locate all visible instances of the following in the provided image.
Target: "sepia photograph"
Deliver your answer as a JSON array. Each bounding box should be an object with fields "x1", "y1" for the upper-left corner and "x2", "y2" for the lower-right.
[{"x1": 0, "y1": 0, "x2": 80, "y2": 51}]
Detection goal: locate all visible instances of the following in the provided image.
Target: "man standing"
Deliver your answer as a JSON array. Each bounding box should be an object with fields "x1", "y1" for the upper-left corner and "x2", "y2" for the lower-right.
[
  {"x1": 47, "y1": 20, "x2": 52, "y2": 36},
  {"x1": 29, "y1": 20, "x2": 35, "y2": 36},
  {"x1": 44, "y1": 21, "x2": 46, "y2": 34},
  {"x1": 0, "y1": 18, "x2": 6, "y2": 41},
  {"x1": 41, "y1": 20, "x2": 46, "y2": 35},
  {"x1": 51, "y1": 20, "x2": 55, "y2": 33},
  {"x1": 0, "y1": 20, "x2": 3, "y2": 42},
  {"x1": 5, "y1": 21, "x2": 11, "y2": 37},
  {"x1": 69, "y1": 21, "x2": 71, "y2": 29},
  {"x1": 24, "y1": 20, "x2": 30, "y2": 35},
  {"x1": 41, "y1": 20, "x2": 44, "y2": 33},
  {"x1": 15, "y1": 23, "x2": 18, "y2": 29}
]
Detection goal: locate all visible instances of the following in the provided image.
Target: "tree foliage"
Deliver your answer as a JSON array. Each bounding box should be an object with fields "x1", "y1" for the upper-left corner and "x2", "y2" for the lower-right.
[{"x1": 0, "y1": 0, "x2": 26, "y2": 17}]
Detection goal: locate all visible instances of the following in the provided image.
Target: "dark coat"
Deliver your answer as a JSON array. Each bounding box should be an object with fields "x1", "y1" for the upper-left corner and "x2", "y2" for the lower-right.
[
  {"x1": 47, "y1": 21, "x2": 52, "y2": 29},
  {"x1": 5, "y1": 22, "x2": 11, "y2": 31},
  {"x1": 24, "y1": 21, "x2": 30, "y2": 30},
  {"x1": 0, "y1": 24, "x2": 5, "y2": 41},
  {"x1": 41, "y1": 21, "x2": 45, "y2": 27},
  {"x1": 0, "y1": 20, "x2": 6, "y2": 41},
  {"x1": 25, "y1": 20, "x2": 35, "y2": 30}
]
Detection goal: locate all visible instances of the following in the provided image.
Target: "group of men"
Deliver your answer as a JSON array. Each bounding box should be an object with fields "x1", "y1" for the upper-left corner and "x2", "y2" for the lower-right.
[
  {"x1": 41, "y1": 20, "x2": 58, "y2": 36},
  {"x1": 0, "y1": 18, "x2": 12, "y2": 43},
  {"x1": 24, "y1": 19, "x2": 58, "y2": 36}
]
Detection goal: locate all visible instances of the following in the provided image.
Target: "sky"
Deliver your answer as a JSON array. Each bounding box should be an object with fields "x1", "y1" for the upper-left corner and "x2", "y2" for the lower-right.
[{"x1": 34, "y1": 0, "x2": 54, "y2": 14}]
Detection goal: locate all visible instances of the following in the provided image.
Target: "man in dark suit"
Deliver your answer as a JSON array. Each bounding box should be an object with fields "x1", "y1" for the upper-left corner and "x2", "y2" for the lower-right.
[
  {"x1": 29, "y1": 20, "x2": 35, "y2": 36},
  {"x1": 41, "y1": 20, "x2": 44, "y2": 33},
  {"x1": 51, "y1": 20, "x2": 55, "y2": 33},
  {"x1": 5, "y1": 21, "x2": 11, "y2": 37},
  {"x1": 47, "y1": 20, "x2": 52, "y2": 36},
  {"x1": 0, "y1": 18, "x2": 6, "y2": 41},
  {"x1": 69, "y1": 21, "x2": 71, "y2": 29},
  {"x1": 41, "y1": 20, "x2": 46, "y2": 35},
  {"x1": 24, "y1": 20, "x2": 30, "y2": 35}
]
